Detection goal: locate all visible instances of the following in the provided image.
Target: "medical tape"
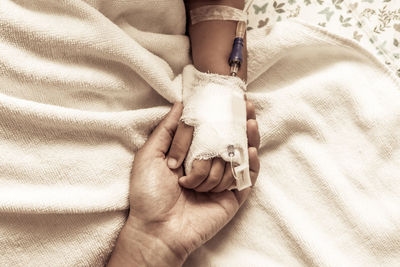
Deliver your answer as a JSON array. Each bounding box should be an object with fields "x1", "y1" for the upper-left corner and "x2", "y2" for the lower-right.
[
  {"x1": 190, "y1": 5, "x2": 247, "y2": 25},
  {"x1": 182, "y1": 65, "x2": 252, "y2": 191}
]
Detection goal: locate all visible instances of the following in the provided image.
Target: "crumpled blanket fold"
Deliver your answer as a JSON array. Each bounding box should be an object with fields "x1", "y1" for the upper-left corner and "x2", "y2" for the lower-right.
[{"x1": 0, "y1": 0, "x2": 400, "y2": 266}]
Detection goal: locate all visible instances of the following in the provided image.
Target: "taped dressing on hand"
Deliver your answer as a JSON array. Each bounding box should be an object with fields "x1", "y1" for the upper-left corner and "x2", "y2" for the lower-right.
[{"x1": 181, "y1": 65, "x2": 251, "y2": 191}]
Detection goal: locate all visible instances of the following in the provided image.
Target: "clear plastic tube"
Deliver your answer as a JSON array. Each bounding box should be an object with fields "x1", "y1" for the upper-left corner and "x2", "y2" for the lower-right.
[{"x1": 236, "y1": 21, "x2": 246, "y2": 39}]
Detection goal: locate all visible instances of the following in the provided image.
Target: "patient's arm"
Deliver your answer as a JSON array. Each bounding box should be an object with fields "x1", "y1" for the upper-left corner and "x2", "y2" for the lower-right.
[
  {"x1": 185, "y1": 0, "x2": 247, "y2": 80},
  {"x1": 166, "y1": 0, "x2": 250, "y2": 192}
]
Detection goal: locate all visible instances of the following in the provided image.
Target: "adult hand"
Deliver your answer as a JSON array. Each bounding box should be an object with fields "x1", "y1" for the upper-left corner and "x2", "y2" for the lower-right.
[{"x1": 108, "y1": 102, "x2": 260, "y2": 267}]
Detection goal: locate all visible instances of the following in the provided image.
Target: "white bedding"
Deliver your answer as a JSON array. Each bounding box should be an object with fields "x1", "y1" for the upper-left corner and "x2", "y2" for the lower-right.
[{"x1": 0, "y1": 0, "x2": 399, "y2": 266}]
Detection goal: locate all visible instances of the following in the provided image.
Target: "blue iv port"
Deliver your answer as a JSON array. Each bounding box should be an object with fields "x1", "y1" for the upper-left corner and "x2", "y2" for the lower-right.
[{"x1": 228, "y1": 37, "x2": 244, "y2": 66}]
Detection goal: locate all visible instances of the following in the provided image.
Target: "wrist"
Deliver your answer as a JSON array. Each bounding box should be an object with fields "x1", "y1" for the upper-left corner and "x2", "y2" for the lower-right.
[{"x1": 108, "y1": 221, "x2": 187, "y2": 267}]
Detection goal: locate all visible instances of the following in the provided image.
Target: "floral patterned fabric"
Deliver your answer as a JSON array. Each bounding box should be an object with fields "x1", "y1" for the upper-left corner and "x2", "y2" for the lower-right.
[{"x1": 246, "y1": 0, "x2": 400, "y2": 77}]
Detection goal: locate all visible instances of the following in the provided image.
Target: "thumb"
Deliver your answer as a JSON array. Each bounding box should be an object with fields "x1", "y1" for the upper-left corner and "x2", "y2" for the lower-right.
[{"x1": 144, "y1": 102, "x2": 183, "y2": 155}]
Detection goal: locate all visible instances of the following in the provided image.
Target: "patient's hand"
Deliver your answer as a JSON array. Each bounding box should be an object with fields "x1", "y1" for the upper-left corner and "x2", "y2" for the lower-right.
[
  {"x1": 167, "y1": 100, "x2": 260, "y2": 192},
  {"x1": 107, "y1": 102, "x2": 260, "y2": 267}
]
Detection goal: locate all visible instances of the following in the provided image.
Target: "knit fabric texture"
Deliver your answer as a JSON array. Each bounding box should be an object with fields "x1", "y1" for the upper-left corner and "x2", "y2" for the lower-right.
[{"x1": 0, "y1": 0, "x2": 400, "y2": 266}]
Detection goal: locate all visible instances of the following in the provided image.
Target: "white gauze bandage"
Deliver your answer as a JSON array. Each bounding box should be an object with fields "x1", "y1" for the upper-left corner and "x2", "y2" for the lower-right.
[{"x1": 181, "y1": 65, "x2": 251, "y2": 191}]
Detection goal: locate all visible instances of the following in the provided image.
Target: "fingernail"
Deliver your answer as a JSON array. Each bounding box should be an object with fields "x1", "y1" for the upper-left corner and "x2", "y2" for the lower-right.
[{"x1": 167, "y1": 158, "x2": 178, "y2": 169}]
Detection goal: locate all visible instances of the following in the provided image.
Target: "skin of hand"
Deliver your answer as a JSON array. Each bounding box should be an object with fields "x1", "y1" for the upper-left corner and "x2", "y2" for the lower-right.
[
  {"x1": 107, "y1": 102, "x2": 260, "y2": 267},
  {"x1": 167, "y1": 100, "x2": 260, "y2": 192},
  {"x1": 172, "y1": 0, "x2": 249, "y2": 192}
]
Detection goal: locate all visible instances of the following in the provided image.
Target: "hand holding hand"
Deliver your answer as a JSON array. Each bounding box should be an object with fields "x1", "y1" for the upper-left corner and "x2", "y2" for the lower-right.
[
  {"x1": 108, "y1": 102, "x2": 260, "y2": 267},
  {"x1": 167, "y1": 101, "x2": 260, "y2": 192}
]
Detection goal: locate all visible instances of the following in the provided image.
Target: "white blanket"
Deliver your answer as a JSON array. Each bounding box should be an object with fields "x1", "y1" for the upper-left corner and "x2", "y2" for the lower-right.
[{"x1": 1, "y1": 0, "x2": 399, "y2": 266}]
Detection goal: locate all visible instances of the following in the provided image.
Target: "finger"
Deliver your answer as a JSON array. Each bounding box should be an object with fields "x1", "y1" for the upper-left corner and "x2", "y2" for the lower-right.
[
  {"x1": 179, "y1": 159, "x2": 212, "y2": 189},
  {"x1": 248, "y1": 147, "x2": 260, "y2": 182},
  {"x1": 211, "y1": 162, "x2": 235, "y2": 193},
  {"x1": 144, "y1": 103, "x2": 183, "y2": 155},
  {"x1": 195, "y1": 158, "x2": 225, "y2": 192},
  {"x1": 246, "y1": 100, "x2": 256, "y2": 120},
  {"x1": 234, "y1": 147, "x2": 260, "y2": 206},
  {"x1": 167, "y1": 122, "x2": 194, "y2": 169},
  {"x1": 247, "y1": 119, "x2": 260, "y2": 149}
]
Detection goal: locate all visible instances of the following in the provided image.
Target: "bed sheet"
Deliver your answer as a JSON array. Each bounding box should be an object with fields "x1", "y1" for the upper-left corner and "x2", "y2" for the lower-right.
[{"x1": 247, "y1": 0, "x2": 400, "y2": 78}]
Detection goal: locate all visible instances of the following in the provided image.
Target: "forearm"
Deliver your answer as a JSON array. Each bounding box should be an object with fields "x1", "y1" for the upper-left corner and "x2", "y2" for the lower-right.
[{"x1": 186, "y1": 0, "x2": 247, "y2": 81}]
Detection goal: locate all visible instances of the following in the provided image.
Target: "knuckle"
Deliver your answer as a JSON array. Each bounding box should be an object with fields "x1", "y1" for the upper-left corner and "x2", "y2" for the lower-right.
[
  {"x1": 193, "y1": 169, "x2": 208, "y2": 180},
  {"x1": 247, "y1": 119, "x2": 258, "y2": 129},
  {"x1": 207, "y1": 174, "x2": 221, "y2": 186},
  {"x1": 161, "y1": 124, "x2": 175, "y2": 141},
  {"x1": 247, "y1": 101, "x2": 254, "y2": 110},
  {"x1": 192, "y1": 164, "x2": 210, "y2": 179},
  {"x1": 181, "y1": 176, "x2": 197, "y2": 188},
  {"x1": 170, "y1": 140, "x2": 186, "y2": 156}
]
